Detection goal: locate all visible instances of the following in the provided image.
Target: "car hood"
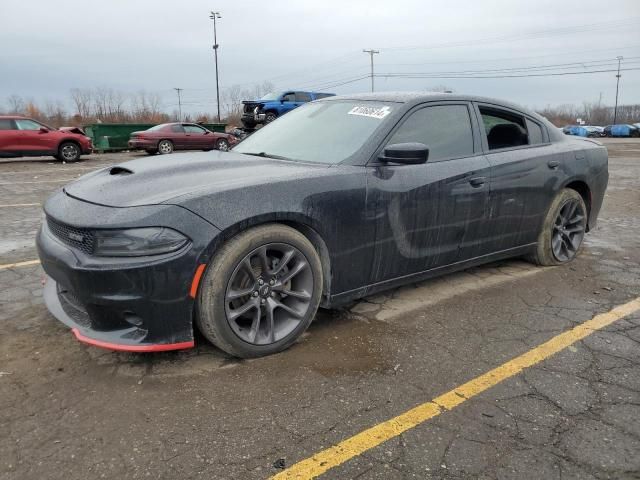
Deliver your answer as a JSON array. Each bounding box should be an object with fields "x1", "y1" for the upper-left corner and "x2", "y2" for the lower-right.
[{"x1": 63, "y1": 151, "x2": 330, "y2": 208}]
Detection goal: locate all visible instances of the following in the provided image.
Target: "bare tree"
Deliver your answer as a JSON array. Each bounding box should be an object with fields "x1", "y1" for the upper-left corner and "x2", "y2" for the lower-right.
[
  {"x1": 6, "y1": 94, "x2": 25, "y2": 114},
  {"x1": 70, "y1": 88, "x2": 93, "y2": 120}
]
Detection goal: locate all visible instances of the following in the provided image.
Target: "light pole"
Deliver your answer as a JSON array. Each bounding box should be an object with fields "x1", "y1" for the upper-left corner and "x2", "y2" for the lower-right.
[
  {"x1": 173, "y1": 87, "x2": 183, "y2": 121},
  {"x1": 613, "y1": 56, "x2": 623, "y2": 124},
  {"x1": 363, "y1": 49, "x2": 380, "y2": 92},
  {"x1": 209, "y1": 11, "x2": 222, "y2": 122}
]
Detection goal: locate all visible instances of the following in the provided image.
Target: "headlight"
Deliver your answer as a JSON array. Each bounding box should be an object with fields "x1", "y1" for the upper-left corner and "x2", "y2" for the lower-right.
[{"x1": 92, "y1": 227, "x2": 189, "y2": 257}]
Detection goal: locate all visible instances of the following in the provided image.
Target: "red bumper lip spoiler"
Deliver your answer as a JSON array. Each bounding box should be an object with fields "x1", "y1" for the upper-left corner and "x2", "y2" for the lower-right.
[{"x1": 72, "y1": 328, "x2": 194, "y2": 352}]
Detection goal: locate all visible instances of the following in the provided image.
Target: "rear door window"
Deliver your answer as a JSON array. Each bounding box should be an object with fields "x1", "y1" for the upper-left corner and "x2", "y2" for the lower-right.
[
  {"x1": 386, "y1": 104, "x2": 474, "y2": 162},
  {"x1": 525, "y1": 118, "x2": 545, "y2": 144},
  {"x1": 0, "y1": 119, "x2": 15, "y2": 130},
  {"x1": 479, "y1": 107, "x2": 528, "y2": 150}
]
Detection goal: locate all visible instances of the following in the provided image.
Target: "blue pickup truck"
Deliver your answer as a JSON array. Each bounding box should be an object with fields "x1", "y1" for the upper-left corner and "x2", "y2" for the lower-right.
[{"x1": 241, "y1": 90, "x2": 335, "y2": 128}]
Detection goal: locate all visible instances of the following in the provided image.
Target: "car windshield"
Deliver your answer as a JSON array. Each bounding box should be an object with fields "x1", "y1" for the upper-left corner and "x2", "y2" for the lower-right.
[
  {"x1": 233, "y1": 101, "x2": 395, "y2": 164},
  {"x1": 260, "y1": 92, "x2": 281, "y2": 101}
]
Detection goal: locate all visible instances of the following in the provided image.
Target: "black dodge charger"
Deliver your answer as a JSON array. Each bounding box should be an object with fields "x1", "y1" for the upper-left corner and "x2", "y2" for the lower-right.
[{"x1": 37, "y1": 93, "x2": 608, "y2": 358}]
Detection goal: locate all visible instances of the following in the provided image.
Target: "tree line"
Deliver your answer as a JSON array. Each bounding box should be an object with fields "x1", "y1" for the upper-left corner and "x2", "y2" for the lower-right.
[{"x1": 0, "y1": 82, "x2": 276, "y2": 128}]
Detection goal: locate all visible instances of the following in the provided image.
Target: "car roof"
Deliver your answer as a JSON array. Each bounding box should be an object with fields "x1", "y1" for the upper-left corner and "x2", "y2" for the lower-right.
[
  {"x1": 318, "y1": 91, "x2": 560, "y2": 137},
  {"x1": 323, "y1": 91, "x2": 533, "y2": 110}
]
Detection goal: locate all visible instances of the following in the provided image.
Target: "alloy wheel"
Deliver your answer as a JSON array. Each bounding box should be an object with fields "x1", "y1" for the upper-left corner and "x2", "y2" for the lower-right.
[
  {"x1": 61, "y1": 144, "x2": 79, "y2": 161},
  {"x1": 224, "y1": 243, "x2": 313, "y2": 345},
  {"x1": 158, "y1": 140, "x2": 173, "y2": 154},
  {"x1": 551, "y1": 199, "x2": 586, "y2": 262},
  {"x1": 217, "y1": 139, "x2": 229, "y2": 151}
]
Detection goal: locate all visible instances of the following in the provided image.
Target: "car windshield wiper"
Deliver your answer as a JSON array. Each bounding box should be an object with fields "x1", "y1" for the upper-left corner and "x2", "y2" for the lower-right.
[{"x1": 242, "y1": 151, "x2": 293, "y2": 161}]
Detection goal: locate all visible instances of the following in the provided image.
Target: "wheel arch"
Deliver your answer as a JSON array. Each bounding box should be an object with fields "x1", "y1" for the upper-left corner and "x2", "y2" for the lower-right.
[
  {"x1": 202, "y1": 214, "x2": 333, "y2": 305},
  {"x1": 562, "y1": 178, "x2": 592, "y2": 231}
]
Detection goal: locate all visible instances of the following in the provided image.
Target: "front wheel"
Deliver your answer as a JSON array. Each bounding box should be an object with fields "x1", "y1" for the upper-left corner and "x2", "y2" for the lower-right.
[
  {"x1": 196, "y1": 224, "x2": 323, "y2": 358},
  {"x1": 265, "y1": 112, "x2": 278, "y2": 123},
  {"x1": 157, "y1": 139, "x2": 173, "y2": 154},
  {"x1": 57, "y1": 142, "x2": 81, "y2": 162},
  {"x1": 528, "y1": 188, "x2": 587, "y2": 266},
  {"x1": 216, "y1": 138, "x2": 230, "y2": 151}
]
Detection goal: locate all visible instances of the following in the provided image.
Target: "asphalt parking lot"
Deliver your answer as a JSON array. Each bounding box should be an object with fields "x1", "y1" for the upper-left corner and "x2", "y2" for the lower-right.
[{"x1": 1, "y1": 139, "x2": 640, "y2": 480}]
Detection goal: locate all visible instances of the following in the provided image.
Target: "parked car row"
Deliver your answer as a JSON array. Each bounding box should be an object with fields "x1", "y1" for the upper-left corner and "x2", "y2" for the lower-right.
[
  {"x1": 128, "y1": 123, "x2": 238, "y2": 155},
  {"x1": 563, "y1": 123, "x2": 640, "y2": 138}
]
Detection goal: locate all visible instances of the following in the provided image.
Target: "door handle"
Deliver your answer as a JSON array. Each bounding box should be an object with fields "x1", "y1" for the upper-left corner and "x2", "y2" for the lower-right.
[
  {"x1": 468, "y1": 176, "x2": 486, "y2": 187},
  {"x1": 547, "y1": 160, "x2": 560, "y2": 169}
]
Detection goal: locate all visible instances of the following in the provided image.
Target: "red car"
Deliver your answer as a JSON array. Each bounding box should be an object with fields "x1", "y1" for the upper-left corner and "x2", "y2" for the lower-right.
[
  {"x1": 0, "y1": 116, "x2": 93, "y2": 162},
  {"x1": 128, "y1": 123, "x2": 238, "y2": 155}
]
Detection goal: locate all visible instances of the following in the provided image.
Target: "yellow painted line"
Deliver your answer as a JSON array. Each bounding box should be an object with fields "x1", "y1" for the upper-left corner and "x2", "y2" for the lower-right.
[
  {"x1": 0, "y1": 259, "x2": 41, "y2": 270},
  {"x1": 0, "y1": 203, "x2": 40, "y2": 208},
  {"x1": 272, "y1": 297, "x2": 640, "y2": 480}
]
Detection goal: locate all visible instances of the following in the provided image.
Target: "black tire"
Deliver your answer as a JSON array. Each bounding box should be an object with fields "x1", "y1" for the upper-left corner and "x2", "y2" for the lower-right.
[
  {"x1": 157, "y1": 139, "x2": 174, "y2": 155},
  {"x1": 216, "y1": 138, "x2": 230, "y2": 151},
  {"x1": 241, "y1": 119, "x2": 257, "y2": 129},
  {"x1": 57, "y1": 142, "x2": 81, "y2": 162},
  {"x1": 528, "y1": 188, "x2": 587, "y2": 266},
  {"x1": 265, "y1": 111, "x2": 278, "y2": 123},
  {"x1": 196, "y1": 224, "x2": 323, "y2": 358}
]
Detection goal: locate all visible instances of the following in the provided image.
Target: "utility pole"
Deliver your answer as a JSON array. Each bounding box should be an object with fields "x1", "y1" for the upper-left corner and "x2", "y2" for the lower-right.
[
  {"x1": 209, "y1": 11, "x2": 222, "y2": 122},
  {"x1": 173, "y1": 87, "x2": 183, "y2": 121},
  {"x1": 362, "y1": 49, "x2": 380, "y2": 93},
  {"x1": 613, "y1": 56, "x2": 623, "y2": 124}
]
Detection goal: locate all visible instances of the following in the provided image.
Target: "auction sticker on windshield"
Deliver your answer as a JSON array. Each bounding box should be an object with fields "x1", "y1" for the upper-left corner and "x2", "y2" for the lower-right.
[{"x1": 348, "y1": 105, "x2": 392, "y2": 119}]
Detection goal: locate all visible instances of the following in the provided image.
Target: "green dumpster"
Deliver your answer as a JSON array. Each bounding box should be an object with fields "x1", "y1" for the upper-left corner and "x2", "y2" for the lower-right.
[{"x1": 84, "y1": 122, "x2": 227, "y2": 152}]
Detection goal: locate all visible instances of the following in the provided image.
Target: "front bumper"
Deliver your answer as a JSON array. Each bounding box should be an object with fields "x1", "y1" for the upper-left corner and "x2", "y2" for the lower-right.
[
  {"x1": 241, "y1": 111, "x2": 265, "y2": 124},
  {"x1": 37, "y1": 191, "x2": 220, "y2": 352}
]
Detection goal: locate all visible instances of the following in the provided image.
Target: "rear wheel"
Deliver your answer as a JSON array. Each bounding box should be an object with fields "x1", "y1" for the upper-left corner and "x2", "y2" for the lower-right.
[
  {"x1": 157, "y1": 139, "x2": 173, "y2": 154},
  {"x1": 196, "y1": 224, "x2": 323, "y2": 358},
  {"x1": 529, "y1": 188, "x2": 587, "y2": 266},
  {"x1": 57, "y1": 142, "x2": 81, "y2": 162},
  {"x1": 216, "y1": 138, "x2": 230, "y2": 151}
]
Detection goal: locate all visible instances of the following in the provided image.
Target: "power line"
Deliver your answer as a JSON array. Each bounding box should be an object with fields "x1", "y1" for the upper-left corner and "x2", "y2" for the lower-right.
[{"x1": 376, "y1": 67, "x2": 640, "y2": 80}]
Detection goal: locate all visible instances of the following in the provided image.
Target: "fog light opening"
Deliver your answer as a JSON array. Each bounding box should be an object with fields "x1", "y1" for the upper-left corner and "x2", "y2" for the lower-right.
[{"x1": 123, "y1": 311, "x2": 143, "y2": 327}]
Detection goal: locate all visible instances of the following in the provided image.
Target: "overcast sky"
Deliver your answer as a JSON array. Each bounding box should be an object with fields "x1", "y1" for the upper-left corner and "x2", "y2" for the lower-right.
[{"x1": 2, "y1": 0, "x2": 639, "y2": 115}]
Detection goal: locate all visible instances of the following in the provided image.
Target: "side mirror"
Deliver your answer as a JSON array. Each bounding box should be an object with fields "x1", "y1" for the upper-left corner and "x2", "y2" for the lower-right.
[
  {"x1": 204, "y1": 130, "x2": 210, "y2": 134},
  {"x1": 379, "y1": 143, "x2": 429, "y2": 165},
  {"x1": 39, "y1": 126, "x2": 49, "y2": 133}
]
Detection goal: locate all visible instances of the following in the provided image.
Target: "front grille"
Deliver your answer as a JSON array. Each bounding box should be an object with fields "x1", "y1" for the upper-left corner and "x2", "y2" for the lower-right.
[
  {"x1": 243, "y1": 103, "x2": 257, "y2": 113},
  {"x1": 47, "y1": 217, "x2": 95, "y2": 254}
]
